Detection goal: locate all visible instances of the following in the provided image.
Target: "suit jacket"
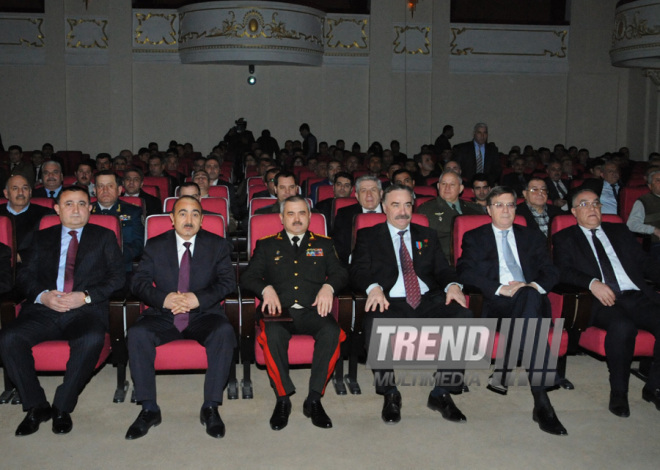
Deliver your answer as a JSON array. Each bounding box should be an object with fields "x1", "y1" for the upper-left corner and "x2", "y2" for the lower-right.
[
  {"x1": 240, "y1": 230, "x2": 348, "y2": 308},
  {"x1": 137, "y1": 189, "x2": 163, "y2": 217},
  {"x1": 315, "y1": 198, "x2": 333, "y2": 231},
  {"x1": 416, "y1": 198, "x2": 484, "y2": 262},
  {"x1": 0, "y1": 203, "x2": 54, "y2": 249},
  {"x1": 456, "y1": 223, "x2": 558, "y2": 303},
  {"x1": 9, "y1": 161, "x2": 35, "y2": 187},
  {"x1": 500, "y1": 172, "x2": 531, "y2": 195},
  {"x1": 17, "y1": 223, "x2": 125, "y2": 327},
  {"x1": 453, "y1": 140, "x2": 501, "y2": 185},
  {"x1": 91, "y1": 201, "x2": 144, "y2": 271},
  {"x1": 331, "y1": 203, "x2": 383, "y2": 264},
  {"x1": 0, "y1": 242, "x2": 12, "y2": 295},
  {"x1": 351, "y1": 222, "x2": 458, "y2": 297},
  {"x1": 545, "y1": 177, "x2": 571, "y2": 202},
  {"x1": 515, "y1": 202, "x2": 565, "y2": 236},
  {"x1": 132, "y1": 229, "x2": 235, "y2": 322},
  {"x1": 32, "y1": 186, "x2": 62, "y2": 199},
  {"x1": 552, "y1": 223, "x2": 660, "y2": 320}
]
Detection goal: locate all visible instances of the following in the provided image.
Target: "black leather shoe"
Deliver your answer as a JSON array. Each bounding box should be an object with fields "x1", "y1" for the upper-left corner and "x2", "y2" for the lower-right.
[
  {"x1": 51, "y1": 406, "x2": 73, "y2": 434},
  {"x1": 269, "y1": 400, "x2": 292, "y2": 431},
  {"x1": 427, "y1": 393, "x2": 467, "y2": 422},
  {"x1": 381, "y1": 391, "x2": 402, "y2": 424},
  {"x1": 642, "y1": 386, "x2": 660, "y2": 411},
  {"x1": 125, "y1": 409, "x2": 162, "y2": 440},
  {"x1": 532, "y1": 404, "x2": 568, "y2": 436},
  {"x1": 609, "y1": 391, "x2": 630, "y2": 418},
  {"x1": 303, "y1": 399, "x2": 332, "y2": 429},
  {"x1": 15, "y1": 403, "x2": 51, "y2": 436},
  {"x1": 487, "y1": 375, "x2": 508, "y2": 395},
  {"x1": 200, "y1": 406, "x2": 225, "y2": 438}
]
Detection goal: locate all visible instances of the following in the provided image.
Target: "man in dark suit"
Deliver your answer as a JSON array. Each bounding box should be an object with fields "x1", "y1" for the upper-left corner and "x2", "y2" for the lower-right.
[
  {"x1": 32, "y1": 161, "x2": 64, "y2": 199},
  {"x1": 0, "y1": 242, "x2": 12, "y2": 294},
  {"x1": 241, "y1": 195, "x2": 348, "y2": 431},
  {"x1": 579, "y1": 161, "x2": 621, "y2": 215},
  {"x1": 0, "y1": 175, "x2": 53, "y2": 252},
  {"x1": 7, "y1": 145, "x2": 36, "y2": 187},
  {"x1": 500, "y1": 156, "x2": 530, "y2": 195},
  {"x1": 331, "y1": 175, "x2": 383, "y2": 263},
  {"x1": 351, "y1": 184, "x2": 472, "y2": 424},
  {"x1": 0, "y1": 186, "x2": 124, "y2": 436},
  {"x1": 452, "y1": 123, "x2": 501, "y2": 185},
  {"x1": 252, "y1": 167, "x2": 280, "y2": 200},
  {"x1": 122, "y1": 168, "x2": 162, "y2": 217},
  {"x1": 434, "y1": 125, "x2": 454, "y2": 153},
  {"x1": 126, "y1": 196, "x2": 236, "y2": 440},
  {"x1": 545, "y1": 160, "x2": 570, "y2": 210},
  {"x1": 516, "y1": 178, "x2": 565, "y2": 237},
  {"x1": 457, "y1": 186, "x2": 567, "y2": 435},
  {"x1": 553, "y1": 188, "x2": 660, "y2": 418},
  {"x1": 254, "y1": 171, "x2": 300, "y2": 215},
  {"x1": 315, "y1": 172, "x2": 354, "y2": 229},
  {"x1": 90, "y1": 171, "x2": 144, "y2": 273},
  {"x1": 417, "y1": 170, "x2": 484, "y2": 262}
]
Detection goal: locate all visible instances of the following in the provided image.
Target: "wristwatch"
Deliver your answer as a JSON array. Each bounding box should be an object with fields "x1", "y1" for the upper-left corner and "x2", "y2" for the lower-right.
[{"x1": 84, "y1": 291, "x2": 92, "y2": 304}]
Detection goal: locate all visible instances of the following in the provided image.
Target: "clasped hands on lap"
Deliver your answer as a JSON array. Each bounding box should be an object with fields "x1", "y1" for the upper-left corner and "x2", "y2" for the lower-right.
[
  {"x1": 261, "y1": 284, "x2": 334, "y2": 317},
  {"x1": 498, "y1": 281, "x2": 540, "y2": 298},
  {"x1": 41, "y1": 291, "x2": 86, "y2": 312},
  {"x1": 163, "y1": 291, "x2": 199, "y2": 314}
]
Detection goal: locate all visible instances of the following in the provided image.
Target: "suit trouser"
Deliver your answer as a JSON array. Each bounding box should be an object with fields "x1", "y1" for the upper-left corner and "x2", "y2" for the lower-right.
[
  {"x1": 127, "y1": 313, "x2": 236, "y2": 404},
  {"x1": 0, "y1": 305, "x2": 106, "y2": 412},
  {"x1": 485, "y1": 287, "x2": 556, "y2": 391},
  {"x1": 592, "y1": 291, "x2": 660, "y2": 393},
  {"x1": 258, "y1": 307, "x2": 345, "y2": 397},
  {"x1": 363, "y1": 294, "x2": 473, "y2": 395}
]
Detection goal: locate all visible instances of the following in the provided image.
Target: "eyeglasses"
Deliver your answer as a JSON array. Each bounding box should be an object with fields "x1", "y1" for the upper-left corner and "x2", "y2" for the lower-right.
[
  {"x1": 576, "y1": 201, "x2": 602, "y2": 209},
  {"x1": 489, "y1": 202, "x2": 516, "y2": 209},
  {"x1": 527, "y1": 188, "x2": 548, "y2": 194}
]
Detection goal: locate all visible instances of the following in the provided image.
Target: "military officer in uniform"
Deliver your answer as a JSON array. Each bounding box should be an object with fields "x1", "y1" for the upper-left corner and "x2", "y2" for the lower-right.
[
  {"x1": 241, "y1": 195, "x2": 348, "y2": 431},
  {"x1": 417, "y1": 170, "x2": 483, "y2": 263},
  {"x1": 91, "y1": 170, "x2": 144, "y2": 273}
]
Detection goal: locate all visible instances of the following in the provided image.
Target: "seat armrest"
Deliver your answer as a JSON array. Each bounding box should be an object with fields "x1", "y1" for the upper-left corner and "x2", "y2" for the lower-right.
[
  {"x1": 225, "y1": 291, "x2": 241, "y2": 340},
  {"x1": 336, "y1": 287, "x2": 353, "y2": 333},
  {"x1": 462, "y1": 285, "x2": 484, "y2": 318},
  {"x1": 238, "y1": 287, "x2": 258, "y2": 341},
  {"x1": 550, "y1": 283, "x2": 593, "y2": 331}
]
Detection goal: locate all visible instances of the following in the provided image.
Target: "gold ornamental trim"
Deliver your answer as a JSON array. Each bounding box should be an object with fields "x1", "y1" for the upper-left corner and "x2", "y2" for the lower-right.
[
  {"x1": 0, "y1": 17, "x2": 44, "y2": 47},
  {"x1": 66, "y1": 18, "x2": 109, "y2": 49},
  {"x1": 135, "y1": 12, "x2": 177, "y2": 45},
  {"x1": 450, "y1": 27, "x2": 567, "y2": 58},
  {"x1": 325, "y1": 18, "x2": 368, "y2": 49},
  {"x1": 393, "y1": 25, "x2": 430, "y2": 55}
]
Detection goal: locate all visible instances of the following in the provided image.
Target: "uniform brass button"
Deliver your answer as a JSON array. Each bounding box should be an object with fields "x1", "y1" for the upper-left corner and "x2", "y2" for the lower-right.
[
  {"x1": 294, "y1": 273, "x2": 298, "y2": 276},
  {"x1": 294, "y1": 286, "x2": 299, "y2": 290},
  {"x1": 294, "y1": 260, "x2": 298, "y2": 264}
]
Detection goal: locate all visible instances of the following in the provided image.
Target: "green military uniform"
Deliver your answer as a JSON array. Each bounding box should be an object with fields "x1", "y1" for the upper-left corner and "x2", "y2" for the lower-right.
[
  {"x1": 240, "y1": 230, "x2": 348, "y2": 397},
  {"x1": 91, "y1": 201, "x2": 144, "y2": 272},
  {"x1": 417, "y1": 197, "x2": 483, "y2": 263}
]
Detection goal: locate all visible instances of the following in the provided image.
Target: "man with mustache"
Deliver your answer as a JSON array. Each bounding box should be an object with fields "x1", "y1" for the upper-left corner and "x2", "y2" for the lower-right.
[
  {"x1": 0, "y1": 174, "x2": 54, "y2": 254},
  {"x1": 241, "y1": 195, "x2": 348, "y2": 431},
  {"x1": 32, "y1": 161, "x2": 64, "y2": 199},
  {"x1": 351, "y1": 184, "x2": 472, "y2": 425}
]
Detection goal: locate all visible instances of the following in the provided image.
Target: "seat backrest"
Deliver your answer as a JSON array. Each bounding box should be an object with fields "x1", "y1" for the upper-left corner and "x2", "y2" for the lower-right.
[
  {"x1": 0, "y1": 215, "x2": 16, "y2": 268},
  {"x1": 247, "y1": 176, "x2": 265, "y2": 188},
  {"x1": 459, "y1": 187, "x2": 475, "y2": 200},
  {"x1": 39, "y1": 214, "x2": 122, "y2": 247},
  {"x1": 143, "y1": 176, "x2": 170, "y2": 202},
  {"x1": 414, "y1": 186, "x2": 437, "y2": 198},
  {"x1": 248, "y1": 212, "x2": 327, "y2": 259},
  {"x1": 317, "y1": 185, "x2": 335, "y2": 203},
  {"x1": 249, "y1": 197, "x2": 277, "y2": 216},
  {"x1": 63, "y1": 176, "x2": 77, "y2": 185},
  {"x1": 142, "y1": 184, "x2": 160, "y2": 200},
  {"x1": 619, "y1": 186, "x2": 650, "y2": 222},
  {"x1": 247, "y1": 183, "x2": 268, "y2": 204},
  {"x1": 305, "y1": 177, "x2": 326, "y2": 197},
  {"x1": 451, "y1": 214, "x2": 527, "y2": 265},
  {"x1": 119, "y1": 195, "x2": 143, "y2": 207},
  {"x1": 208, "y1": 185, "x2": 229, "y2": 199},
  {"x1": 30, "y1": 197, "x2": 56, "y2": 209},
  {"x1": 145, "y1": 213, "x2": 225, "y2": 241},
  {"x1": 332, "y1": 197, "x2": 356, "y2": 218},
  {"x1": 413, "y1": 196, "x2": 434, "y2": 211},
  {"x1": 550, "y1": 213, "x2": 623, "y2": 236}
]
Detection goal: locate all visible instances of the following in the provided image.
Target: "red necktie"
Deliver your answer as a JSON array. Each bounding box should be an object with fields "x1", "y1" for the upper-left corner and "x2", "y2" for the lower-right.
[
  {"x1": 63, "y1": 231, "x2": 78, "y2": 293},
  {"x1": 174, "y1": 242, "x2": 192, "y2": 332},
  {"x1": 398, "y1": 230, "x2": 421, "y2": 309}
]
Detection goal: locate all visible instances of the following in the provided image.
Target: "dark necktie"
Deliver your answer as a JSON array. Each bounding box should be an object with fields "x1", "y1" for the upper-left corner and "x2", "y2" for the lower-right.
[
  {"x1": 611, "y1": 183, "x2": 619, "y2": 200},
  {"x1": 476, "y1": 147, "x2": 484, "y2": 173},
  {"x1": 556, "y1": 182, "x2": 566, "y2": 198},
  {"x1": 292, "y1": 236, "x2": 300, "y2": 255},
  {"x1": 63, "y1": 231, "x2": 78, "y2": 293},
  {"x1": 367, "y1": 210, "x2": 376, "y2": 213},
  {"x1": 49, "y1": 190, "x2": 55, "y2": 198},
  {"x1": 590, "y1": 229, "x2": 621, "y2": 294},
  {"x1": 174, "y1": 241, "x2": 192, "y2": 332},
  {"x1": 398, "y1": 230, "x2": 421, "y2": 309}
]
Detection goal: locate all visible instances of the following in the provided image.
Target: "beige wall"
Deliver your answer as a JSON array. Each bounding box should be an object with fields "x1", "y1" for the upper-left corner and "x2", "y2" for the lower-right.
[{"x1": 0, "y1": 0, "x2": 655, "y2": 160}]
